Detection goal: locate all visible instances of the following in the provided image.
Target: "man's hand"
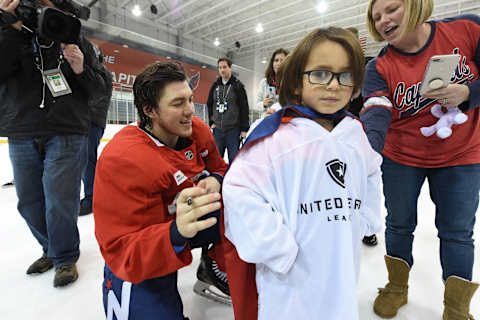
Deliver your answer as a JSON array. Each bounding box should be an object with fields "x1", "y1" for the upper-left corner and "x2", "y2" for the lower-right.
[
  {"x1": 62, "y1": 44, "x2": 84, "y2": 75},
  {"x1": 240, "y1": 131, "x2": 247, "y2": 140},
  {"x1": 176, "y1": 186, "x2": 221, "y2": 239},
  {"x1": 0, "y1": 0, "x2": 22, "y2": 30},
  {"x1": 197, "y1": 176, "x2": 221, "y2": 194}
]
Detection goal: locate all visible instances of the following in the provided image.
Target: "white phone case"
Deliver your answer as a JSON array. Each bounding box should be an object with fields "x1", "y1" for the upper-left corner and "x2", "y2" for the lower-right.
[{"x1": 419, "y1": 54, "x2": 461, "y2": 95}]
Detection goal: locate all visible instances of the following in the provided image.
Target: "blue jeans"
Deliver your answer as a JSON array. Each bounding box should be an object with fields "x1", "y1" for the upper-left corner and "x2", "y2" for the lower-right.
[
  {"x1": 213, "y1": 127, "x2": 240, "y2": 163},
  {"x1": 382, "y1": 156, "x2": 480, "y2": 281},
  {"x1": 81, "y1": 125, "x2": 105, "y2": 207},
  {"x1": 9, "y1": 135, "x2": 87, "y2": 267}
]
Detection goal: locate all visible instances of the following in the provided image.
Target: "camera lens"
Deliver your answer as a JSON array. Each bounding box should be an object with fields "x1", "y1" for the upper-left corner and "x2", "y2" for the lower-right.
[{"x1": 46, "y1": 15, "x2": 64, "y2": 30}]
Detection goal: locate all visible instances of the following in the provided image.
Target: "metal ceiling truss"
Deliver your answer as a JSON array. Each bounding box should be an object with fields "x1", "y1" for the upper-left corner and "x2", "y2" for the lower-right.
[{"x1": 80, "y1": 0, "x2": 480, "y2": 63}]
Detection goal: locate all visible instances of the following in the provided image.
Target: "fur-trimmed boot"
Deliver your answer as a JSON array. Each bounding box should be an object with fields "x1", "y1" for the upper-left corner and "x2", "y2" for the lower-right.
[
  {"x1": 443, "y1": 276, "x2": 479, "y2": 320},
  {"x1": 373, "y1": 255, "x2": 410, "y2": 318}
]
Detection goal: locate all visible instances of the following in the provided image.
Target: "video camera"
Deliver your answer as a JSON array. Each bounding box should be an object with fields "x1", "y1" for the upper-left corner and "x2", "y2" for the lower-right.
[{"x1": 16, "y1": 0, "x2": 90, "y2": 43}]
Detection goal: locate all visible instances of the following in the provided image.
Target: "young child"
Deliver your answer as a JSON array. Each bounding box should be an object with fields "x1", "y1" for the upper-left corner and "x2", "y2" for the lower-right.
[{"x1": 222, "y1": 27, "x2": 382, "y2": 320}]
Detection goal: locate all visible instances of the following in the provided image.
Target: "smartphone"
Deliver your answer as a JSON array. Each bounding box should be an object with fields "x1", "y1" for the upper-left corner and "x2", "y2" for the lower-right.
[
  {"x1": 419, "y1": 54, "x2": 461, "y2": 95},
  {"x1": 267, "y1": 86, "x2": 276, "y2": 99}
]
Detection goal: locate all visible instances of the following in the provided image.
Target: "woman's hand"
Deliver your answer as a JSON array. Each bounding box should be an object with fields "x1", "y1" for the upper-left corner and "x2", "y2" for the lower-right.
[
  {"x1": 265, "y1": 107, "x2": 277, "y2": 117},
  {"x1": 263, "y1": 96, "x2": 274, "y2": 108},
  {"x1": 175, "y1": 186, "x2": 221, "y2": 238},
  {"x1": 422, "y1": 83, "x2": 470, "y2": 107}
]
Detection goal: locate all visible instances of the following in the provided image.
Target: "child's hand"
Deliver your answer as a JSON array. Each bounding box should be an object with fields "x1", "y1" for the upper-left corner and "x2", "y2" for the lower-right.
[{"x1": 175, "y1": 187, "x2": 221, "y2": 238}]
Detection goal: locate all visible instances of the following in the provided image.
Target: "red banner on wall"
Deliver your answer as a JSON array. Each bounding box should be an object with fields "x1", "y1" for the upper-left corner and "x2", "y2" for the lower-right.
[{"x1": 89, "y1": 39, "x2": 219, "y2": 104}]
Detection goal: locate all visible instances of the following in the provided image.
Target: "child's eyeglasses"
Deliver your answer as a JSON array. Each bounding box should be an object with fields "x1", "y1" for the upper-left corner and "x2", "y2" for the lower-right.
[{"x1": 302, "y1": 70, "x2": 354, "y2": 87}]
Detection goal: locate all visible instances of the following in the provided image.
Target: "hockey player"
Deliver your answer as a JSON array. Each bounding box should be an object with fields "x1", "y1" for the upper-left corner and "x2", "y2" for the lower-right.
[
  {"x1": 93, "y1": 62, "x2": 230, "y2": 320},
  {"x1": 222, "y1": 27, "x2": 382, "y2": 320}
]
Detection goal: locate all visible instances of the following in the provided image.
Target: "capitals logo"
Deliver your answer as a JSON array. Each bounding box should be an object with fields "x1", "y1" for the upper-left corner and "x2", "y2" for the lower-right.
[
  {"x1": 393, "y1": 48, "x2": 475, "y2": 119},
  {"x1": 188, "y1": 72, "x2": 200, "y2": 91},
  {"x1": 326, "y1": 159, "x2": 346, "y2": 188}
]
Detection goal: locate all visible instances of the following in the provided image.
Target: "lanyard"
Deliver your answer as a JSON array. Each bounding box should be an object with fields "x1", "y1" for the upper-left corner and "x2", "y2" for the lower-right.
[
  {"x1": 216, "y1": 83, "x2": 231, "y2": 104},
  {"x1": 32, "y1": 37, "x2": 64, "y2": 71}
]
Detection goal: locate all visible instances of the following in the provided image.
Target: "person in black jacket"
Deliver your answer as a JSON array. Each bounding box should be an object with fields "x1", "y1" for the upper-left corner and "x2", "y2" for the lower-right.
[
  {"x1": 79, "y1": 42, "x2": 113, "y2": 216},
  {"x1": 207, "y1": 57, "x2": 249, "y2": 163},
  {"x1": 0, "y1": 0, "x2": 107, "y2": 287}
]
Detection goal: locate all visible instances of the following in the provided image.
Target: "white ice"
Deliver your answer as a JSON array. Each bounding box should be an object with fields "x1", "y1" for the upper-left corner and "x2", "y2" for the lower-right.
[{"x1": 0, "y1": 140, "x2": 478, "y2": 320}]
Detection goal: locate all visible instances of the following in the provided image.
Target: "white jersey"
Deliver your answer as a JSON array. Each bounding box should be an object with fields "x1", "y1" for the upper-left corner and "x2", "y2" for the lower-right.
[{"x1": 223, "y1": 116, "x2": 382, "y2": 320}]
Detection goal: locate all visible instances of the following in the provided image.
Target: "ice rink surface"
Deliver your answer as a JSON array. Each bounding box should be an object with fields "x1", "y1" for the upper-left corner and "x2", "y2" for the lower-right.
[{"x1": 0, "y1": 141, "x2": 478, "y2": 320}]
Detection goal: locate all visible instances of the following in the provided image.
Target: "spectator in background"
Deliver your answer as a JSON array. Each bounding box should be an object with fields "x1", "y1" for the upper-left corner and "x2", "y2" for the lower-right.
[
  {"x1": 207, "y1": 57, "x2": 249, "y2": 163},
  {"x1": 346, "y1": 26, "x2": 378, "y2": 247},
  {"x1": 0, "y1": 0, "x2": 107, "y2": 287},
  {"x1": 255, "y1": 48, "x2": 289, "y2": 113},
  {"x1": 247, "y1": 49, "x2": 289, "y2": 136},
  {"x1": 79, "y1": 42, "x2": 113, "y2": 216},
  {"x1": 362, "y1": 0, "x2": 480, "y2": 318}
]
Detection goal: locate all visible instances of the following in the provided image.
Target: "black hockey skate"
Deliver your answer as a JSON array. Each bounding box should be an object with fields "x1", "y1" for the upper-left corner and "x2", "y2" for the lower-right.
[
  {"x1": 362, "y1": 234, "x2": 378, "y2": 246},
  {"x1": 193, "y1": 247, "x2": 231, "y2": 305}
]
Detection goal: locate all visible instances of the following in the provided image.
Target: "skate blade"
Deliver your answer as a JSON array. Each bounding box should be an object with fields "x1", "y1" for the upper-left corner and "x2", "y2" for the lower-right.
[
  {"x1": 1, "y1": 182, "x2": 14, "y2": 189},
  {"x1": 193, "y1": 280, "x2": 232, "y2": 306}
]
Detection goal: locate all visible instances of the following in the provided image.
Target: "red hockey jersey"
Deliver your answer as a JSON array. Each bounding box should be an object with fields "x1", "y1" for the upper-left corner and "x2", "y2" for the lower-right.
[{"x1": 93, "y1": 117, "x2": 227, "y2": 284}]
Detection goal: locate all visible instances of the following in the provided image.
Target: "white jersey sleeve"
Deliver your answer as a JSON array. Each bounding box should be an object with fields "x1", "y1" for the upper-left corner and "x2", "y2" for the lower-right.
[
  {"x1": 223, "y1": 148, "x2": 299, "y2": 275},
  {"x1": 361, "y1": 146, "x2": 383, "y2": 236}
]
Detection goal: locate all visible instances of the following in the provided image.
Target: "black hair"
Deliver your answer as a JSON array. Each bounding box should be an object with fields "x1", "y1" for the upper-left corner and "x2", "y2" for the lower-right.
[
  {"x1": 217, "y1": 57, "x2": 232, "y2": 67},
  {"x1": 133, "y1": 62, "x2": 187, "y2": 128}
]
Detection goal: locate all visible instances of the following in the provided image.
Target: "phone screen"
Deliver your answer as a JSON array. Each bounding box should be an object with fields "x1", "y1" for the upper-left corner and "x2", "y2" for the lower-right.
[{"x1": 268, "y1": 86, "x2": 276, "y2": 98}]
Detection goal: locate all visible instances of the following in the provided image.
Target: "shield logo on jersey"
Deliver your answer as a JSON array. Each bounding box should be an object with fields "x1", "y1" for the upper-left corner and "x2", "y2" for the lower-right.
[
  {"x1": 185, "y1": 150, "x2": 194, "y2": 160},
  {"x1": 326, "y1": 159, "x2": 346, "y2": 188}
]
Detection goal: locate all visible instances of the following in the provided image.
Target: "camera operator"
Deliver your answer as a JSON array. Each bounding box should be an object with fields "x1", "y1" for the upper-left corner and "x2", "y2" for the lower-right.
[{"x1": 0, "y1": 0, "x2": 107, "y2": 287}]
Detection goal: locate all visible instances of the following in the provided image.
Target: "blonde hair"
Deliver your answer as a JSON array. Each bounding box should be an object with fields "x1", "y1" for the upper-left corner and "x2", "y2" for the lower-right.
[
  {"x1": 366, "y1": 0, "x2": 433, "y2": 42},
  {"x1": 278, "y1": 27, "x2": 365, "y2": 107}
]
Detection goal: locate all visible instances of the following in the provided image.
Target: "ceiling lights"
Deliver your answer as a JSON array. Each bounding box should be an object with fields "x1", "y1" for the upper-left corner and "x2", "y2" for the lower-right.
[
  {"x1": 255, "y1": 23, "x2": 264, "y2": 33},
  {"x1": 213, "y1": 37, "x2": 220, "y2": 46},
  {"x1": 132, "y1": 4, "x2": 142, "y2": 17},
  {"x1": 316, "y1": 1, "x2": 328, "y2": 13}
]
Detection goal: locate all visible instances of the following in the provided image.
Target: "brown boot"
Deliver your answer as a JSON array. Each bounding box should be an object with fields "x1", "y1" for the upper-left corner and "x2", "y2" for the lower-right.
[
  {"x1": 53, "y1": 264, "x2": 78, "y2": 287},
  {"x1": 373, "y1": 255, "x2": 410, "y2": 318},
  {"x1": 443, "y1": 276, "x2": 479, "y2": 320},
  {"x1": 26, "y1": 255, "x2": 53, "y2": 274}
]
